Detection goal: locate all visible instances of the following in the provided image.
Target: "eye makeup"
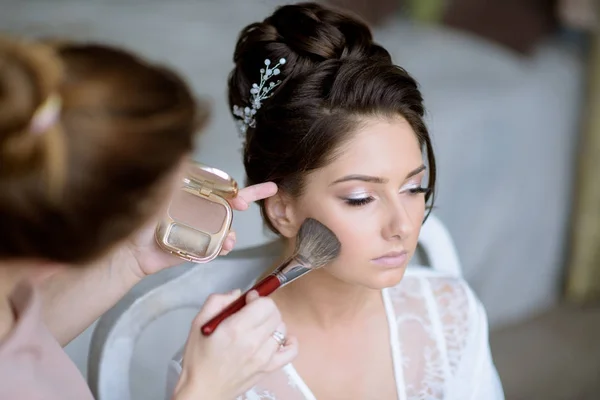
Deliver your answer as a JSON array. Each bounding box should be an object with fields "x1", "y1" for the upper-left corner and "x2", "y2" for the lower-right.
[{"x1": 339, "y1": 175, "x2": 428, "y2": 207}]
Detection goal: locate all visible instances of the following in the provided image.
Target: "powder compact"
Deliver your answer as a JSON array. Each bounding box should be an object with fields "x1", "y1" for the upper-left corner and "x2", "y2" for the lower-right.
[{"x1": 155, "y1": 161, "x2": 238, "y2": 263}]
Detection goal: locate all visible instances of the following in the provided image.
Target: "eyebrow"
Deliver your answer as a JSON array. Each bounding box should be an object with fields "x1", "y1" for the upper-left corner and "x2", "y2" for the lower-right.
[{"x1": 330, "y1": 164, "x2": 426, "y2": 186}]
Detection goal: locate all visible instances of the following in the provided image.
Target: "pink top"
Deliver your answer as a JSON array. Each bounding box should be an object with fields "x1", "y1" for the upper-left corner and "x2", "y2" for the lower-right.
[{"x1": 0, "y1": 281, "x2": 94, "y2": 400}]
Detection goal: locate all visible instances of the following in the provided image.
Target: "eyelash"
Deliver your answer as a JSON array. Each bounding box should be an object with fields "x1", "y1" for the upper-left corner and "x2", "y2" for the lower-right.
[
  {"x1": 345, "y1": 197, "x2": 374, "y2": 207},
  {"x1": 344, "y1": 187, "x2": 431, "y2": 207},
  {"x1": 409, "y1": 187, "x2": 431, "y2": 195}
]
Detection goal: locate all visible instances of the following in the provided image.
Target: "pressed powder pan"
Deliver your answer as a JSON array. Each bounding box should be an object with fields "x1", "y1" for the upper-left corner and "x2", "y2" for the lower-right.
[{"x1": 155, "y1": 162, "x2": 238, "y2": 263}]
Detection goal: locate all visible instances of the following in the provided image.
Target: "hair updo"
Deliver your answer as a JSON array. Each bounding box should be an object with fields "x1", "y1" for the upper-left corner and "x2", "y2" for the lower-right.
[
  {"x1": 228, "y1": 2, "x2": 436, "y2": 234},
  {"x1": 0, "y1": 36, "x2": 201, "y2": 264}
]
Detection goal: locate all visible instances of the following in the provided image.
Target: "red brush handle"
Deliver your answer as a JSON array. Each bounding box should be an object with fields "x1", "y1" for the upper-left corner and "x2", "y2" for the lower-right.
[{"x1": 201, "y1": 274, "x2": 282, "y2": 336}]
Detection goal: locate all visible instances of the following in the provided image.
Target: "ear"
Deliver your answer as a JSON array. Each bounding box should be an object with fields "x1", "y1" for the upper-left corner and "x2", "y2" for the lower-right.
[{"x1": 264, "y1": 192, "x2": 301, "y2": 238}]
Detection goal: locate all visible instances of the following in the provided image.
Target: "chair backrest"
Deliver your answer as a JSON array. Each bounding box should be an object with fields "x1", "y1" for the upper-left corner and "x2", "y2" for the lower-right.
[
  {"x1": 417, "y1": 213, "x2": 462, "y2": 277},
  {"x1": 87, "y1": 213, "x2": 461, "y2": 400}
]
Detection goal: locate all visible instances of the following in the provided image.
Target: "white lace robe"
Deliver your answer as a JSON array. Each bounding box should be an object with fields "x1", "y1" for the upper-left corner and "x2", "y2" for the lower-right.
[{"x1": 165, "y1": 267, "x2": 504, "y2": 400}]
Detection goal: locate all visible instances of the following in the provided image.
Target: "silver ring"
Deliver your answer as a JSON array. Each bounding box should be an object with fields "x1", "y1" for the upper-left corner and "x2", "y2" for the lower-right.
[{"x1": 271, "y1": 330, "x2": 286, "y2": 347}]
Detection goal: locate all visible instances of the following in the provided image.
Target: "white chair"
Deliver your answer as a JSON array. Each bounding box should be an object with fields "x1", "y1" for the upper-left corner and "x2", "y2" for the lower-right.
[{"x1": 87, "y1": 214, "x2": 462, "y2": 400}]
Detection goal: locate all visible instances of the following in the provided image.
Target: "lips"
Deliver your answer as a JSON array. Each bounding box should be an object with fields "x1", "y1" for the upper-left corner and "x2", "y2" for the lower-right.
[{"x1": 371, "y1": 251, "x2": 408, "y2": 267}]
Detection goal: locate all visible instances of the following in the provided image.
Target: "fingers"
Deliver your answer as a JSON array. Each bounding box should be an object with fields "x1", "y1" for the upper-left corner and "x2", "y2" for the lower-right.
[
  {"x1": 192, "y1": 290, "x2": 242, "y2": 326},
  {"x1": 249, "y1": 322, "x2": 299, "y2": 375},
  {"x1": 230, "y1": 182, "x2": 278, "y2": 211},
  {"x1": 224, "y1": 291, "x2": 280, "y2": 333},
  {"x1": 220, "y1": 182, "x2": 276, "y2": 257},
  {"x1": 265, "y1": 322, "x2": 288, "y2": 355},
  {"x1": 184, "y1": 289, "x2": 297, "y2": 388},
  {"x1": 246, "y1": 290, "x2": 260, "y2": 302},
  {"x1": 265, "y1": 334, "x2": 298, "y2": 373},
  {"x1": 250, "y1": 322, "x2": 288, "y2": 371},
  {"x1": 219, "y1": 230, "x2": 236, "y2": 256}
]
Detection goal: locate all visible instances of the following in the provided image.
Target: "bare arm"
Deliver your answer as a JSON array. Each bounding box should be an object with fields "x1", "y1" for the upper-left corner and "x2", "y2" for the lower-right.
[
  {"x1": 40, "y1": 248, "x2": 141, "y2": 346},
  {"x1": 39, "y1": 182, "x2": 278, "y2": 346}
]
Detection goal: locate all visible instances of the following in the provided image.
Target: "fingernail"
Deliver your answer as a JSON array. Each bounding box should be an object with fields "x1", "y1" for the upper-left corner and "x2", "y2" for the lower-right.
[{"x1": 229, "y1": 288, "x2": 241, "y2": 296}]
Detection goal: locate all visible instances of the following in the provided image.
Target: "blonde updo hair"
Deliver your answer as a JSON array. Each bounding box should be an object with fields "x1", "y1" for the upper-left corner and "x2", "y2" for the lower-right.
[
  {"x1": 0, "y1": 35, "x2": 204, "y2": 264},
  {"x1": 0, "y1": 36, "x2": 66, "y2": 198}
]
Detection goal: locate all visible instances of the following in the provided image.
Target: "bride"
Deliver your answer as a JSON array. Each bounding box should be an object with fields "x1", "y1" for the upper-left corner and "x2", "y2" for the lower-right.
[{"x1": 167, "y1": 2, "x2": 504, "y2": 399}]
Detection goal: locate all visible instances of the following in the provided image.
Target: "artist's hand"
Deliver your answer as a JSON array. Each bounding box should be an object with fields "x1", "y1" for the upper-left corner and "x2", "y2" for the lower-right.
[
  {"x1": 173, "y1": 290, "x2": 298, "y2": 400},
  {"x1": 121, "y1": 182, "x2": 277, "y2": 279}
]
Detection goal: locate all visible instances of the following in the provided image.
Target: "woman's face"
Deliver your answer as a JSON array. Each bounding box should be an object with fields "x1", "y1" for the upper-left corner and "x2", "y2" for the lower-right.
[{"x1": 291, "y1": 116, "x2": 427, "y2": 289}]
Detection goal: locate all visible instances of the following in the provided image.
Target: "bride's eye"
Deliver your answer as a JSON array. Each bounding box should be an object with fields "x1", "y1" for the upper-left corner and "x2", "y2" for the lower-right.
[
  {"x1": 344, "y1": 196, "x2": 374, "y2": 207},
  {"x1": 408, "y1": 187, "x2": 430, "y2": 195},
  {"x1": 401, "y1": 182, "x2": 430, "y2": 195}
]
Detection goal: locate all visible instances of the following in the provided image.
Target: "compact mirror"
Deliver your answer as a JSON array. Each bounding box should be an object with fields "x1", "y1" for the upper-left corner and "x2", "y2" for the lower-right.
[{"x1": 155, "y1": 161, "x2": 238, "y2": 263}]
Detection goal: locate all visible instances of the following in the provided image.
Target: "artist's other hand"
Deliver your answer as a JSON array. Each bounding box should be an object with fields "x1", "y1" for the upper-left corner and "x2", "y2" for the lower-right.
[
  {"x1": 217, "y1": 181, "x2": 278, "y2": 256},
  {"x1": 121, "y1": 182, "x2": 277, "y2": 279},
  {"x1": 173, "y1": 290, "x2": 298, "y2": 400}
]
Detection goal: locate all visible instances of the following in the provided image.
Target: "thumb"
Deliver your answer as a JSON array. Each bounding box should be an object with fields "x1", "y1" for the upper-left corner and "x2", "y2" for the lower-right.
[{"x1": 194, "y1": 289, "x2": 242, "y2": 324}]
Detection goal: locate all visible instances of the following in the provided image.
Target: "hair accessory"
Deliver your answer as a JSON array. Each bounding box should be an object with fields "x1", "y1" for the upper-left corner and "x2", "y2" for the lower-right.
[
  {"x1": 233, "y1": 58, "x2": 286, "y2": 135},
  {"x1": 29, "y1": 94, "x2": 62, "y2": 135}
]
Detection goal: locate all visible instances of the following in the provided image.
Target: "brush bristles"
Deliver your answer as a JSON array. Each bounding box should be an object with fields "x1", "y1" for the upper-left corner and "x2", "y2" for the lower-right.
[{"x1": 295, "y1": 218, "x2": 341, "y2": 268}]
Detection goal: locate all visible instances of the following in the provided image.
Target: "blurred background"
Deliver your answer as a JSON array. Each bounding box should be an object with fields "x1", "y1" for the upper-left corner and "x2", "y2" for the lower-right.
[{"x1": 1, "y1": 0, "x2": 599, "y2": 399}]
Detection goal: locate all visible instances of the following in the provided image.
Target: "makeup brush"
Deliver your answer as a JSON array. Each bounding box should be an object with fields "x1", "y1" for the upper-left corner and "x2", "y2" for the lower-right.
[{"x1": 201, "y1": 218, "x2": 341, "y2": 336}]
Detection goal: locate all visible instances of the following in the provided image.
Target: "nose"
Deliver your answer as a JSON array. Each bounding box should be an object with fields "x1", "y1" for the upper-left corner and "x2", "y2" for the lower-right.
[{"x1": 382, "y1": 200, "x2": 414, "y2": 241}]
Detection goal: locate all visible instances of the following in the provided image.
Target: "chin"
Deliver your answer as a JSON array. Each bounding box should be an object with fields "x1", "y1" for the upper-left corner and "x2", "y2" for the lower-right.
[{"x1": 361, "y1": 266, "x2": 408, "y2": 290}]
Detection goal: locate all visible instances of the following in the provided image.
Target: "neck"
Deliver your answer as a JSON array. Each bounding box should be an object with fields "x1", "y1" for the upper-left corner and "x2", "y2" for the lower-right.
[
  {"x1": 0, "y1": 260, "x2": 48, "y2": 341},
  {"x1": 274, "y1": 258, "x2": 382, "y2": 330}
]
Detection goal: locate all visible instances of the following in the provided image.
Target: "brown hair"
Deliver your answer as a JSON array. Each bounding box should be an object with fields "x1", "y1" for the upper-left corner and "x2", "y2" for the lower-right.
[
  {"x1": 0, "y1": 36, "x2": 202, "y2": 264},
  {"x1": 228, "y1": 2, "x2": 436, "y2": 234}
]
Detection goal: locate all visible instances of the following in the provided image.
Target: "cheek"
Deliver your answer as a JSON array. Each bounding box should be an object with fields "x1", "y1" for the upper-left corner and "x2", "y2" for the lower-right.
[
  {"x1": 406, "y1": 196, "x2": 426, "y2": 236},
  {"x1": 294, "y1": 193, "x2": 426, "y2": 282},
  {"x1": 296, "y1": 195, "x2": 369, "y2": 243},
  {"x1": 407, "y1": 193, "x2": 426, "y2": 214},
  {"x1": 295, "y1": 198, "x2": 374, "y2": 279}
]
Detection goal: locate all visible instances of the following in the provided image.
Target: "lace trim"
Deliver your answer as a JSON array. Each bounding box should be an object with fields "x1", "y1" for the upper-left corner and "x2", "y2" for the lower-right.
[
  {"x1": 236, "y1": 275, "x2": 474, "y2": 400},
  {"x1": 237, "y1": 390, "x2": 277, "y2": 400},
  {"x1": 429, "y1": 278, "x2": 470, "y2": 375},
  {"x1": 388, "y1": 275, "x2": 473, "y2": 400}
]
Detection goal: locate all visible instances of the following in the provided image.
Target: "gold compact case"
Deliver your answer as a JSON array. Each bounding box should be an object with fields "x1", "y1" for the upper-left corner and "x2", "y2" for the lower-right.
[{"x1": 156, "y1": 162, "x2": 238, "y2": 263}]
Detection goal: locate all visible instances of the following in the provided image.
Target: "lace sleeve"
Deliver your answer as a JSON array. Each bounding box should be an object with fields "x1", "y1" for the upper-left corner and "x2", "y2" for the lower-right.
[{"x1": 429, "y1": 277, "x2": 505, "y2": 400}]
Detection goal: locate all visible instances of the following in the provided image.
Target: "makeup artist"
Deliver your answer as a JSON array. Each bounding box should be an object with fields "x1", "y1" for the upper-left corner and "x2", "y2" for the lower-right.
[{"x1": 0, "y1": 35, "x2": 297, "y2": 400}]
